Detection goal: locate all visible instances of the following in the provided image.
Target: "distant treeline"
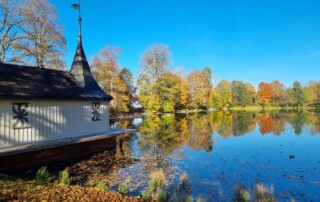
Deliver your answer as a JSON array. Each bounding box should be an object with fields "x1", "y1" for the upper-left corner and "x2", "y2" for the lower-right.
[
  {"x1": 92, "y1": 44, "x2": 320, "y2": 114},
  {"x1": 135, "y1": 44, "x2": 320, "y2": 113}
]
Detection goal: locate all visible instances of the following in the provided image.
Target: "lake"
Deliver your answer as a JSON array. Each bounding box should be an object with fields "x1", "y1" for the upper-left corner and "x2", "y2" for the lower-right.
[{"x1": 25, "y1": 111, "x2": 320, "y2": 201}]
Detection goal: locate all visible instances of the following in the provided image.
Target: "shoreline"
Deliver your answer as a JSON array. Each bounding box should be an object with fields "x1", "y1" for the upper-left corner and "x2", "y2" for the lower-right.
[{"x1": 110, "y1": 105, "x2": 316, "y2": 119}]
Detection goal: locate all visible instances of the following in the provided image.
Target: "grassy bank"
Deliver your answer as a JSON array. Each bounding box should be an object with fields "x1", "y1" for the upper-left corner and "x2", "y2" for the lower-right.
[
  {"x1": 0, "y1": 174, "x2": 145, "y2": 202},
  {"x1": 229, "y1": 105, "x2": 291, "y2": 111},
  {"x1": 229, "y1": 105, "x2": 314, "y2": 111}
]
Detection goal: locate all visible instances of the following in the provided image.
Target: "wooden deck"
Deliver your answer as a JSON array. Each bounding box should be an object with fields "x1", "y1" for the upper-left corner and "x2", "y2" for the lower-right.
[{"x1": 0, "y1": 128, "x2": 138, "y2": 173}]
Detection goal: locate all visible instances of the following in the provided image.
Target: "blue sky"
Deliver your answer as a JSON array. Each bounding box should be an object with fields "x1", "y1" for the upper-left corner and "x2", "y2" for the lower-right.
[{"x1": 52, "y1": 0, "x2": 320, "y2": 88}]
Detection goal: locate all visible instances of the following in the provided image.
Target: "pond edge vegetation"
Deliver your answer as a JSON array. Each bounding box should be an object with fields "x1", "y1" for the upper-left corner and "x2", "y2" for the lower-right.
[{"x1": 1, "y1": 166, "x2": 284, "y2": 202}]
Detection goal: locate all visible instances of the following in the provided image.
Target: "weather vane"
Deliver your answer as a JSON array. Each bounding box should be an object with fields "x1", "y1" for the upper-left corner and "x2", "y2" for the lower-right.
[
  {"x1": 72, "y1": 1, "x2": 82, "y2": 40},
  {"x1": 72, "y1": 0, "x2": 81, "y2": 20}
]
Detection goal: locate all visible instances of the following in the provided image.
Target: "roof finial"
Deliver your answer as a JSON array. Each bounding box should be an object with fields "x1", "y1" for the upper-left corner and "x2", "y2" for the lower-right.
[{"x1": 72, "y1": 1, "x2": 82, "y2": 44}]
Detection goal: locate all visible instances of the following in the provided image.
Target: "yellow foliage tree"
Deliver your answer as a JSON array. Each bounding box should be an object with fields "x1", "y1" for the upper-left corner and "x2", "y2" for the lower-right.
[{"x1": 92, "y1": 46, "x2": 130, "y2": 113}]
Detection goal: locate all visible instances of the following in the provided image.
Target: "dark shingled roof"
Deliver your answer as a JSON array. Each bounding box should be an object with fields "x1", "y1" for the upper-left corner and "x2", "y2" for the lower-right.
[{"x1": 0, "y1": 63, "x2": 112, "y2": 100}]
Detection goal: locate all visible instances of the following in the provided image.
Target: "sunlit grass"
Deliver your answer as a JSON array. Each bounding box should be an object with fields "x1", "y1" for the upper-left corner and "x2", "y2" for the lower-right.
[
  {"x1": 117, "y1": 183, "x2": 129, "y2": 195},
  {"x1": 229, "y1": 105, "x2": 300, "y2": 111},
  {"x1": 254, "y1": 183, "x2": 276, "y2": 202},
  {"x1": 35, "y1": 167, "x2": 52, "y2": 183},
  {"x1": 57, "y1": 169, "x2": 70, "y2": 186},
  {"x1": 233, "y1": 185, "x2": 251, "y2": 202},
  {"x1": 142, "y1": 169, "x2": 167, "y2": 201},
  {"x1": 96, "y1": 180, "x2": 110, "y2": 191}
]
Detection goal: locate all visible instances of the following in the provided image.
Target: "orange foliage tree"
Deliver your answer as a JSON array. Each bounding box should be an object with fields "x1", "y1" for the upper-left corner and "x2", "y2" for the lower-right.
[{"x1": 257, "y1": 82, "x2": 274, "y2": 105}]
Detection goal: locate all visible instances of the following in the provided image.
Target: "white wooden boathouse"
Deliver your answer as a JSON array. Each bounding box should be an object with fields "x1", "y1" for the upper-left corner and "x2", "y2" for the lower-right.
[
  {"x1": 0, "y1": 18, "x2": 113, "y2": 149},
  {"x1": 0, "y1": 13, "x2": 136, "y2": 172}
]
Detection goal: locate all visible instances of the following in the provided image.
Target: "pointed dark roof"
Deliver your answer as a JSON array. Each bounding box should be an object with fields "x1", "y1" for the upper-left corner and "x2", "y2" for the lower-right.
[
  {"x1": 70, "y1": 16, "x2": 112, "y2": 100},
  {"x1": 0, "y1": 63, "x2": 111, "y2": 100}
]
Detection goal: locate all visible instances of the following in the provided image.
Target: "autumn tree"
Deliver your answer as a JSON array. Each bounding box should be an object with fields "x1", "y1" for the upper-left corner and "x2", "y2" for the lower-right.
[
  {"x1": 216, "y1": 80, "x2": 232, "y2": 108},
  {"x1": 270, "y1": 80, "x2": 285, "y2": 104},
  {"x1": 92, "y1": 46, "x2": 130, "y2": 113},
  {"x1": 137, "y1": 43, "x2": 171, "y2": 112},
  {"x1": 245, "y1": 82, "x2": 257, "y2": 105},
  {"x1": 188, "y1": 67, "x2": 212, "y2": 109},
  {"x1": 187, "y1": 71, "x2": 204, "y2": 109},
  {"x1": 139, "y1": 43, "x2": 170, "y2": 84},
  {"x1": 148, "y1": 72, "x2": 190, "y2": 112},
  {"x1": 257, "y1": 82, "x2": 274, "y2": 105},
  {"x1": 120, "y1": 68, "x2": 136, "y2": 107},
  {"x1": 13, "y1": 0, "x2": 66, "y2": 69},
  {"x1": 0, "y1": 0, "x2": 22, "y2": 62},
  {"x1": 153, "y1": 72, "x2": 180, "y2": 112},
  {"x1": 176, "y1": 75, "x2": 190, "y2": 110},
  {"x1": 209, "y1": 87, "x2": 222, "y2": 109},
  {"x1": 304, "y1": 81, "x2": 318, "y2": 105}
]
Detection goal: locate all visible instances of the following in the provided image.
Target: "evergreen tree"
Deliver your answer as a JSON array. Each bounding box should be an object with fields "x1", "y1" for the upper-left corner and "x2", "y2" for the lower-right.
[{"x1": 292, "y1": 81, "x2": 306, "y2": 107}]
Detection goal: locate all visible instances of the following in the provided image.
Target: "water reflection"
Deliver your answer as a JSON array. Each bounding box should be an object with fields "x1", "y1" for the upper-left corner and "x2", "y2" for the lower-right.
[{"x1": 133, "y1": 111, "x2": 320, "y2": 155}]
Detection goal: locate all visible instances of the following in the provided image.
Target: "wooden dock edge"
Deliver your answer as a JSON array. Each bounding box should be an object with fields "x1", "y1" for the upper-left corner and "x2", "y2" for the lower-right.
[{"x1": 0, "y1": 128, "x2": 139, "y2": 173}]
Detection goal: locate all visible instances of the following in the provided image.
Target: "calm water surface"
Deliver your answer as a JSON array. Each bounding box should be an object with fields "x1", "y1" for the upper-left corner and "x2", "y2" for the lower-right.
[{"x1": 35, "y1": 111, "x2": 320, "y2": 201}]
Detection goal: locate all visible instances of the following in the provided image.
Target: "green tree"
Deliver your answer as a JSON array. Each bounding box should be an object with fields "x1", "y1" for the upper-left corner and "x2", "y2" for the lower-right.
[
  {"x1": 154, "y1": 72, "x2": 180, "y2": 112},
  {"x1": 231, "y1": 81, "x2": 251, "y2": 106},
  {"x1": 291, "y1": 81, "x2": 306, "y2": 107},
  {"x1": 120, "y1": 68, "x2": 136, "y2": 108}
]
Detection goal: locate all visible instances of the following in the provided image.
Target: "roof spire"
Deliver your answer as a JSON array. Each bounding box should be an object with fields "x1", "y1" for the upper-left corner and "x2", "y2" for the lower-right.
[{"x1": 70, "y1": 2, "x2": 112, "y2": 100}]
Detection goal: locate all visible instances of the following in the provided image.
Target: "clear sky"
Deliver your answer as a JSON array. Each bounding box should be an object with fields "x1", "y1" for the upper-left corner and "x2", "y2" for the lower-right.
[{"x1": 52, "y1": 0, "x2": 320, "y2": 88}]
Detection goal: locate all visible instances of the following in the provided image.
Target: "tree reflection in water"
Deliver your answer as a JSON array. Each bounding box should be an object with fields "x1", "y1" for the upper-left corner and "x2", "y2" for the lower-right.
[
  {"x1": 136, "y1": 110, "x2": 320, "y2": 155},
  {"x1": 116, "y1": 110, "x2": 320, "y2": 198}
]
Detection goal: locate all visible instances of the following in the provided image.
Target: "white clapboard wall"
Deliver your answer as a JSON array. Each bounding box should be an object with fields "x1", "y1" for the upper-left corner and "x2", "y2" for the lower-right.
[{"x1": 0, "y1": 100, "x2": 109, "y2": 148}]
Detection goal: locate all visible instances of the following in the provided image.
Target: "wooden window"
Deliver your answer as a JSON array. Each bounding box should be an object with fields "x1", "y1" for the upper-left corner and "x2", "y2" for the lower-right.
[
  {"x1": 12, "y1": 103, "x2": 31, "y2": 129},
  {"x1": 92, "y1": 102, "x2": 101, "y2": 121}
]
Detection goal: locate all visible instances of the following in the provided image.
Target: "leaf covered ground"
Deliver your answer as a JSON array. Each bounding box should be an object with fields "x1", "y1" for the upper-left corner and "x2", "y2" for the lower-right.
[{"x1": 0, "y1": 175, "x2": 147, "y2": 202}]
